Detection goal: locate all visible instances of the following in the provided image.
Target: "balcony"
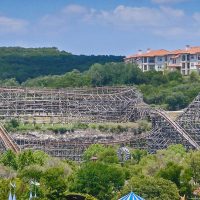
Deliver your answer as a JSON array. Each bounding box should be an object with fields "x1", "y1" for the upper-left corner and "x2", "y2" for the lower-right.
[{"x1": 167, "y1": 63, "x2": 181, "y2": 68}]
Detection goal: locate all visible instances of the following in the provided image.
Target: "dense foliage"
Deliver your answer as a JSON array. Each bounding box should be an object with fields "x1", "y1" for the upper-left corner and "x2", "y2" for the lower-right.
[
  {"x1": 0, "y1": 47, "x2": 123, "y2": 82},
  {"x1": 21, "y1": 62, "x2": 200, "y2": 110},
  {"x1": 0, "y1": 49, "x2": 200, "y2": 110},
  {"x1": 1, "y1": 145, "x2": 200, "y2": 199}
]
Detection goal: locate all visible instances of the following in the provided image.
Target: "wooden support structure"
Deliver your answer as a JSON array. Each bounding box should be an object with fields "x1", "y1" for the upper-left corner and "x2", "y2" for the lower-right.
[
  {"x1": 0, "y1": 87, "x2": 143, "y2": 124},
  {"x1": 0, "y1": 123, "x2": 20, "y2": 153},
  {"x1": 0, "y1": 86, "x2": 199, "y2": 160}
]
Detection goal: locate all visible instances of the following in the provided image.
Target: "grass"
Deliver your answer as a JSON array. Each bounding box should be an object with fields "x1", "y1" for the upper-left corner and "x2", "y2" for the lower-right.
[{"x1": 4, "y1": 120, "x2": 151, "y2": 134}]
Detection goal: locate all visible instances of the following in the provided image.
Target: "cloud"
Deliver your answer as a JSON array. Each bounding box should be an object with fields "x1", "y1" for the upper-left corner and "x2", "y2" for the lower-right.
[
  {"x1": 98, "y1": 6, "x2": 163, "y2": 27},
  {"x1": 93, "y1": 5, "x2": 189, "y2": 40},
  {"x1": 153, "y1": 27, "x2": 185, "y2": 37},
  {"x1": 37, "y1": 3, "x2": 200, "y2": 40},
  {"x1": 0, "y1": 15, "x2": 28, "y2": 34},
  {"x1": 160, "y1": 6, "x2": 185, "y2": 18},
  {"x1": 193, "y1": 12, "x2": 200, "y2": 23},
  {"x1": 1, "y1": 3, "x2": 200, "y2": 55},
  {"x1": 40, "y1": 4, "x2": 184, "y2": 28},
  {"x1": 39, "y1": 4, "x2": 95, "y2": 31},
  {"x1": 61, "y1": 4, "x2": 89, "y2": 15},
  {"x1": 97, "y1": 5, "x2": 185, "y2": 28},
  {"x1": 152, "y1": 0, "x2": 187, "y2": 4},
  {"x1": 39, "y1": 4, "x2": 186, "y2": 30}
]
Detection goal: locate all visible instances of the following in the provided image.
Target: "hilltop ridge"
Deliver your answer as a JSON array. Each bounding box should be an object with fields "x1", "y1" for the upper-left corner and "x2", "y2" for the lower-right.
[{"x1": 0, "y1": 47, "x2": 124, "y2": 82}]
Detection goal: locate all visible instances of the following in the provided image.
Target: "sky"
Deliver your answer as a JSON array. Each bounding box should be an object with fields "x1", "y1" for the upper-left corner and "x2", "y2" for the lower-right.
[{"x1": 0, "y1": 0, "x2": 200, "y2": 55}]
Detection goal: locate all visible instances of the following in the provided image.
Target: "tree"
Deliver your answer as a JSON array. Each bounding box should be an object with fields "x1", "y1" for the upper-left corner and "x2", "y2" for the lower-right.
[
  {"x1": 0, "y1": 78, "x2": 19, "y2": 86},
  {"x1": 18, "y1": 150, "x2": 36, "y2": 170},
  {"x1": 190, "y1": 71, "x2": 199, "y2": 82},
  {"x1": 188, "y1": 151, "x2": 200, "y2": 184},
  {"x1": 167, "y1": 71, "x2": 183, "y2": 82},
  {"x1": 32, "y1": 150, "x2": 49, "y2": 166},
  {"x1": 41, "y1": 167, "x2": 68, "y2": 200},
  {"x1": 83, "y1": 144, "x2": 106, "y2": 161},
  {"x1": 120, "y1": 176, "x2": 179, "y2": 200},
  {"x1": 0, "y1": 47, "x2": 123, "y2": 82},
  {"x1": 166, "y1": 92, "x2": 189, "y2": 110},
  {"x1": 1, "y1": 150, "x2": 18, "y2": 170},
  {"x1": 98, "y1": 146, "x2": 119, "y2": 164},
  {"x1": 65, "y1": 193, "x2": 97, "y2": 200},
  {"x1": 157, "y1": 162, "x2": 182, "y2": 187},
  {"x1": 179, "y1": 168, "x2": 193, "y2": 198},
  {"x1": 131, "y1": 149, "x2": 148, "y2": 164},
  {"x1": 73, "y1": 162, "x2": 125, "y2": 200},
  {"x1": 137, "y1": 145, "x2": 187, "y2": 177},
  {"x1": 19, "y1": 164, "x2": 44, "y2": 181},
  {"x1": 0, "y1": 178, "x2": 29, "y2": 200},
  {"x1": 5, "y1": 119, "x2": 20, "y2": 132}
]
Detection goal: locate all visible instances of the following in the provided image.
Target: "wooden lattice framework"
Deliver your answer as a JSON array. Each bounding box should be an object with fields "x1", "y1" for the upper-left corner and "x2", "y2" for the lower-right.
[
  {"x1": 176, "y1": 95, "x2": 200, "y2": 145},
  {"x1": 0, "y1": 86, "x2": 199, "y2": 160},
  {"x1": 0, "y1": 87, "x2": 143, "y2": 123},
  {"x1": 146, "y1": 109, "x2": 200, "y2": 152}
]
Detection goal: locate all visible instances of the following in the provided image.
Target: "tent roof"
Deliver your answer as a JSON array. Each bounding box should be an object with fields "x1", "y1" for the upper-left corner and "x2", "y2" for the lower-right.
[{"x1": 119, "y1": 192, "x2": 144, "y2": 200}]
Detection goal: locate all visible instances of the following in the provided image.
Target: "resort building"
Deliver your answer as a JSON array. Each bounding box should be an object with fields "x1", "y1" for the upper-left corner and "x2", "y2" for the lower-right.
[{"x1": 124, "y1": 46, "x2": 200, "y2": 75}]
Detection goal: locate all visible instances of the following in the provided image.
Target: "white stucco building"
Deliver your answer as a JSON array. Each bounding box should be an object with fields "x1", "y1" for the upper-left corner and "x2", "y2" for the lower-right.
[{"x1": 125, "y1": 46, "x2": 200, "y2": 75}]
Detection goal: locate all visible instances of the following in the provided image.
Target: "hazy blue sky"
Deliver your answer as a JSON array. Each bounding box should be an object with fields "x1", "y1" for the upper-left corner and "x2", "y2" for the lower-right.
[{"x1": 0, "y1": 0, "x2": 199, "y2": 55}]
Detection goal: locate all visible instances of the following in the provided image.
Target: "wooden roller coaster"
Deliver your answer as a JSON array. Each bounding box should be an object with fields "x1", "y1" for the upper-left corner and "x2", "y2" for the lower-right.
[
  {"x1": 0, "y1": 86, "x2": 199, "y2": 160},
  {"x1": 0, "y1": 123, "x2": 20, "y2": 153}
]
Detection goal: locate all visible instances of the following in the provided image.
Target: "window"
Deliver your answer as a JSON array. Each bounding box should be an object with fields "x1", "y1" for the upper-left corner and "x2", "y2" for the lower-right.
[
  {"x1": 191, "y1": 55, "x2": 194, "y2": 59},
  {"x1": 191, "y1": 63, "x2": 194, "y2": 67},
  {"x1": 198, "y1": 54, "x2": 200, "y2": 60},
  {"x1": 172, "y1": 59, "x2": 176, "y2": 64},
  {"x1": 182, "y1": 55, "x2": 186, "y2": 61},
  {"x1": 149, "y1": 65, "x2": 155, "y2": 70},
  {"x1": 187, "y1": 54, "x2": 190, "y2": 61},
  {"x1": 187, "y1": 63, "x2": 190, "y2": 69},
  {"x1": 143, "y1": 57, "x2": 147, "y2": 63},
  {"x1": 158, "y1": 65, "x2": 162, "y2": 70},
  {"x1": 144, "y1": 65, "x2": 147, "y2": 70},
  {"x1": 149, "y1": 57, "x2": 155, "y2": 63},
  {"x1": 165, "y1": 56, "x2": 168, "y2": 62},
  {"x1": 182, "y1": 63, "x2": 185, "y2": 69},
  {"x1": 157, "y1": 57, "x2": 162, "y2": 62},
  {"x1": 182, "y1": 70, "x2": 185, "y2": 75}
]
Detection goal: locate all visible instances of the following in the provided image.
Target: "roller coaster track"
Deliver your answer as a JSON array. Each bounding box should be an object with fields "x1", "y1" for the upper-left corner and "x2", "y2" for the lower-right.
[
  {"x1": 0, "y1": 123, "x2": 20, "y2": 153},
  {"x1": 0, "y1": 86, "x2": 199, "y2": 155},
  {"x1": 1, "y1": 108, "x2": 199, "y2": 154},
  {"x1": 154, "y1": 109, "x2": 200, "y2": 150}
]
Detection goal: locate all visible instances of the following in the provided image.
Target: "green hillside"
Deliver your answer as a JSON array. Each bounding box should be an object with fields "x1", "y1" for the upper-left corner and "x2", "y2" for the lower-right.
[{"x1": 0, "y1": 47, "x2": 124, "y2": 82}]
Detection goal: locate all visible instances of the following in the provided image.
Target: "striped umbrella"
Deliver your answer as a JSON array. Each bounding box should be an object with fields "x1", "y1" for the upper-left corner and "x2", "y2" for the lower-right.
[{"x1": 119, "y1": 192, "x2": 144, "y2": 200}]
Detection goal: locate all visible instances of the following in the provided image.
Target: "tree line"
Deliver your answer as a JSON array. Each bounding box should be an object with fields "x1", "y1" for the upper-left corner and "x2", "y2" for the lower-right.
[
  {"x1": 0, "y1": 144, "x2": 200, "y2": 199},
  {"x1": 0, "y1": 47, "x2": 123, "y2": 82},
  {"x1": 1, "y1": 61, "x2": 200, "y2": 110}
]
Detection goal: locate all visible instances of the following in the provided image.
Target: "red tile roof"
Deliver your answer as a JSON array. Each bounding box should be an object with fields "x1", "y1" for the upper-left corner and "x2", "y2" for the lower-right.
[
  {"x1": 186, "y1": 46, "x2": 200, "y2": 54},
  {"x1": 126, "y1": 49, "x2": 169, "y2": 59},
  {"x1": 126, "y1": 46, "x2": 200, "y2": 59},
  {"x1": 168, "y1": 49, "x2": 184, "y2": 55},
  {"x1": 142, "y1": 49, "x2": 169, "y2": 57}
]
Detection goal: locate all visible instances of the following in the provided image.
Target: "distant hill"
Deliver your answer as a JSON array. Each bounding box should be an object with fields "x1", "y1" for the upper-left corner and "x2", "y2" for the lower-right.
[{"x1": 0, "y1": 47, "x2": 124, "y2": 82}]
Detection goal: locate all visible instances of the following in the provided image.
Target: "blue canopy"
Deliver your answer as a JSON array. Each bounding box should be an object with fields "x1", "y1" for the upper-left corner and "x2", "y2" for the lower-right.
[{"x1": 119, "y1": 192, "x2": 144, "y2": 200}]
